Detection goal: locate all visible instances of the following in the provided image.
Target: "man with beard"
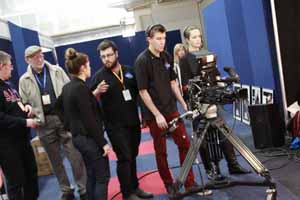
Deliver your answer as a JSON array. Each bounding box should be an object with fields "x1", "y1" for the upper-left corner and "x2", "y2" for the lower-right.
[{"x1": 91, "y1": 40, "x2": 153, "y2": 200}]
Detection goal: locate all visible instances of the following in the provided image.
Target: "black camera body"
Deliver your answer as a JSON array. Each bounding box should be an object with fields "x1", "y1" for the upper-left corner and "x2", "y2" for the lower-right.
[
  {"x1": 187, "y1": 78, "x2": 247, "y2": 107},
  {"x1": 187, "y1": 50, "x2": 246, "y2": 110}
]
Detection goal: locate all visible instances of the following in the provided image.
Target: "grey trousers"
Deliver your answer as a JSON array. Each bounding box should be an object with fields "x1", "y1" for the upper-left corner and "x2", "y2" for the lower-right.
[{"x1": 37, "y1": 115, "x2": 87, "y2": 195}]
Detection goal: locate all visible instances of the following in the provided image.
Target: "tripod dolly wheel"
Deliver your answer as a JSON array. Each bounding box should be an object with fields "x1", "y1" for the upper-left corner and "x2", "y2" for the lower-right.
[{"x1": 266, "y1": 188, "x2": 277, "y2": 200}]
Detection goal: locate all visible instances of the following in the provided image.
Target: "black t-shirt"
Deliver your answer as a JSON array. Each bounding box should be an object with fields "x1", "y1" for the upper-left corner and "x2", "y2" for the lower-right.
[
  {"x1": 91, "y1": 65, "x2": 140, "y2": 130},
  {"x1": 134, "y1": 49, "x2": 177, "y2": 120}
]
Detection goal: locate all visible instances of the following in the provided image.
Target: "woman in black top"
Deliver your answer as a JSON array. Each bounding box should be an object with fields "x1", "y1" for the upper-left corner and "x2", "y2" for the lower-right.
[
  {"x1": 57, "y1": 48, "x2": 110, "y2": 200},
  {"x1": 180, "y1": 26, "x2": 250, "y2": 180}
]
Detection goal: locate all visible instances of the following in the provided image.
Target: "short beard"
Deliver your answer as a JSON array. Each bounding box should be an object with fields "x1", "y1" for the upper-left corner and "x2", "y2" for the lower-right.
[{"x1": 105, "y1": 59, "x2": 118, "y2": 70}]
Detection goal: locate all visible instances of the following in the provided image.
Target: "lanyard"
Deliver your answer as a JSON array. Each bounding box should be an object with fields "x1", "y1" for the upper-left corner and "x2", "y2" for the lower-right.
[
  {"x1": 34, "y1": 67, "x2": 47, "y2": 90},
  {"x1": 112, "y1": 67, "x2": 125, "y2": 89}
]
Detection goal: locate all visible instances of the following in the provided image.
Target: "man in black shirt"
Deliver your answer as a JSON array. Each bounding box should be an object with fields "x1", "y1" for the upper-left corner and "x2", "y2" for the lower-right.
[
  {"x1": 91, "y1": 40, "x2": 153, "y2": 200},
  {"x1": 134, "y1": 24, "x2": 211, "y2": 196},
  {"x1": 0, "y1": 50, "x2": 39, "y2": 200}
]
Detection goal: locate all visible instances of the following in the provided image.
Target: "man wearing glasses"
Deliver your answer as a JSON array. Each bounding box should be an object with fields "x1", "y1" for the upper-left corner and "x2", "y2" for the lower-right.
[
  {"x1": 0, "y1": 50, "x2": 39, "y2": 200},
  {"x1": 19, "y1": 46, "x2": 87, "y2": 200},
  {"x1": 91, "y1": 40, "x2": 153, "y2": 200}
]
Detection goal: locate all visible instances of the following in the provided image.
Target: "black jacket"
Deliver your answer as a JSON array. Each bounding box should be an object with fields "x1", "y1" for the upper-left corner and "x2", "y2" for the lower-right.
[
  {"x1": 56, "y1": 77, "x2": 107, "y2": 147},
  {"x1": 0, "y1": 79, "x2": 28, "y2": 138}
]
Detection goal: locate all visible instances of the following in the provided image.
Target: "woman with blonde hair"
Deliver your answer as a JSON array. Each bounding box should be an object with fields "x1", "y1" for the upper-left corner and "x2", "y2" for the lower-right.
[{"x1": 173, "y1": 43, "x2": 186, "y2": 95}]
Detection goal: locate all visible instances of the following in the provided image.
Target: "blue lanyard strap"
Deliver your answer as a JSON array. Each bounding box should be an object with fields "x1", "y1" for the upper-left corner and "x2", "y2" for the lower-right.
[{"x1": 34, "y1": 67, "x2": 47, "y2": 90}]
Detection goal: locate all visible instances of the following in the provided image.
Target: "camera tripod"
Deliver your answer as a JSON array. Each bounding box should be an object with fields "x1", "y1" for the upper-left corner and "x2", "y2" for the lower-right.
[{"x1": 164, "y1": 110, "x2": 277, "y2": 200}]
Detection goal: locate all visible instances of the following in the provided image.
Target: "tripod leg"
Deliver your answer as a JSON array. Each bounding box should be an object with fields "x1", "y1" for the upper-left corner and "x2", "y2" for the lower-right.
[
  {"x1": 176, "y1": 122, "x2": 210, "y2": 185},
  {"x1": 213, "y1": 118, "x2": 270, "y2": 177},
  {"x1": 266, "y1": 188, "x2": 277, "y2": 200}
]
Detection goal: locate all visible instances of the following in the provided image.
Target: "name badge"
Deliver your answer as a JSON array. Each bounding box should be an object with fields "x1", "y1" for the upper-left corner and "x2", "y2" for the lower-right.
[
  {"x1": 122, "y1": 89, "x2": 132, "y2": 101},
  {"x1": 42, "y1": 94, "x2": 51, "y2": 105}
]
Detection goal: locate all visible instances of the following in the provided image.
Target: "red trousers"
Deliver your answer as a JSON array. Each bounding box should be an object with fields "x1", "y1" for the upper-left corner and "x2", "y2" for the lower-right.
[{"x1": 147, "y1": 111, "x2": 195, "y2": 187}]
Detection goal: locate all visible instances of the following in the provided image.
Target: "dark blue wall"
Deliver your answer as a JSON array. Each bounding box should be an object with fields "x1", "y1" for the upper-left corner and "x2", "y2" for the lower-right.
[
  {"x1": 44, "y1": 51, "x2": 57, "y2": 65},
  {"x1": 55, "y1": 30, "x2": 182, "y2": 79},
  {"x1": 203, "y1": 0, "x2": 275, "y2": 89},
  {"x1": 0, "y1": 38, "x2": 19, "y2": 86},
  {"x1": 8, "y1": 22, "x2": 40, "y2": 78}
]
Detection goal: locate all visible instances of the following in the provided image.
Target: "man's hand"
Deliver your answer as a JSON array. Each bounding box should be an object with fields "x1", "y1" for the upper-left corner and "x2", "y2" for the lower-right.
[
  {"x1": 26, "y1": 119, "x2": 38, "y2": 128},
  {"x1": 24, "y1": 104, "x2": 34, "y2": 117},
  {"x1": 102, "y1": 144, "x2": 110, "y2": 157},
  {"x1": 155, "y1": 113, "x2": 168, "y2": 130},
  {"x1": 96, "y1": 80, "x2": 109, "y2": 94}
]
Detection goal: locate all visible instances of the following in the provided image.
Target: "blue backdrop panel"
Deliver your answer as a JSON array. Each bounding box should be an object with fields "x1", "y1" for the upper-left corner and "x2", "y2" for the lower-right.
[
  {"x1": 55, "y1": 30, "x2": 182, "y2": 81},
  {"x1": 8, "y1": 22, "x2": 40, "y2": 78},
  {"x1": 203, "y1": 0, "x2": 275, "y2": 89},
  {"x1": 44, "y1": 51, "x2": 56, "y2": 65},
  {"x1": 240, "y1": 0, "x2": 275, "y2": 89},
  {"x1": 0, "y1": 38, "x2": 19, "y2": 86},
  {"x1": 202, "y1": 0, "x2": 235, "y2": 77},
  {"x1": 224, "y1": 0, "x2": 253, "y2": 85}
]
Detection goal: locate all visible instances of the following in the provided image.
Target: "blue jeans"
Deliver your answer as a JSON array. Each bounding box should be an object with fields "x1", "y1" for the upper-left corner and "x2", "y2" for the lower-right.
[{"x1": 73, "y1": 134, "x2": 110, "y2": 200}]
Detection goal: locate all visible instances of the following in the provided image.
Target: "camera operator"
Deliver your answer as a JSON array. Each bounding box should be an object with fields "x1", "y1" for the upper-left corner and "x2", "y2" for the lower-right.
[
  {"x1": 135, "y1": 24, "x2": 212, "y2": 197},
  {"x1": 180, "y1": 25, "x2": 250, "y2": 179}
]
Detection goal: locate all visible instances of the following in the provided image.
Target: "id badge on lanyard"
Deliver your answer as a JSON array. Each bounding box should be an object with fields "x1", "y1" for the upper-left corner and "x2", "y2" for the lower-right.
[
  {"x1": 35, "y1": 67, "x2": 51, "y2": 105},
  {"x1": 122, "y1": 89, "x2": 132, "y2": 101},
  {"x1": 42, "y1": 93, "x2": 51, "y2": 105},
  {"x1": 113, "y1": 67, "x2": 132, "y2": 102}
]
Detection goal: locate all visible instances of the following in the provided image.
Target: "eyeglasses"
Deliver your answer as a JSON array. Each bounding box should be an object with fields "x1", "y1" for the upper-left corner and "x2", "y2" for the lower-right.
[
  {"x1": 1, "y1": 63, "x2": 13, "y2": 68},
  {"x1": 100, "y1": 52, "x2": 115, "y2": 59}
]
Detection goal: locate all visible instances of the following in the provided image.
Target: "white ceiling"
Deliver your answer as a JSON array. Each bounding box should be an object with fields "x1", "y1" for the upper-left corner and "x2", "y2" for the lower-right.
[{"x1": 0, "y1": 0, "x2": 149, "y2": 36}]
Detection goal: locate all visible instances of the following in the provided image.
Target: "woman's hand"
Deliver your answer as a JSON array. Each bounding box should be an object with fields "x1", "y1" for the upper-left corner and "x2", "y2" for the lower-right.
[{"x1": 102, "y1": 144, "x2": 110, "y2": 157}]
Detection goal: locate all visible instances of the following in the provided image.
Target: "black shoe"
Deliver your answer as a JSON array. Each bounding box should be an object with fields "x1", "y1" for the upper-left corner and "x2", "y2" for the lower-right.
[
  {"x1": 228, "y1": 163, "x2": 251, "y2": 174},
  {"x1": 185, "y1": 184, "x2": 213, "y2": 196},
  {"x1": 123, "y1": 194, "x2": 143, "y2": 200},
  {"x1": 134, "y1": 188, "x2": 154, "y2": 198},
  {"x1": 61, "y1": 192, "x2": 75, "y2": 200},
  {"x1": 206, "y1": 169, "x2": 226, "y2": 181},
  {"x1": 206, "y1": 163, "x2": 226, "y2": 181},
  {"x1": 79, "y1": 193, "x2": 88, "y2": 200}
]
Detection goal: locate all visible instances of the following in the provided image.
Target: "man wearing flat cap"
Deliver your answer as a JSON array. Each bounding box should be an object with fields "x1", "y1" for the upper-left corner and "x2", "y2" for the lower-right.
[{"x1": 19, "y1": 45, "x2": 87, "y2": 200}]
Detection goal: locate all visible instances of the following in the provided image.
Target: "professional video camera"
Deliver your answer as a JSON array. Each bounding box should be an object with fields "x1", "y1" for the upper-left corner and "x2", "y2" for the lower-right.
[
  {"x1": 187, "y1": 68, "x2": 247, "y2": 106},
  {"x1": 187, "y1": 50, "x2": 247, "y2": 111}
]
